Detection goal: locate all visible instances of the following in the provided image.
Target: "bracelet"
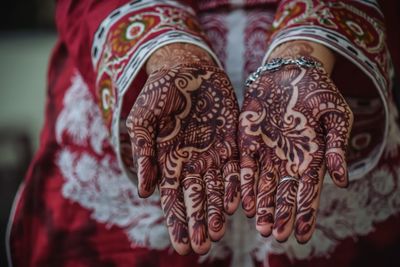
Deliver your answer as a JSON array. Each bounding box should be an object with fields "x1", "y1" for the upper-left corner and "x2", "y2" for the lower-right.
[{"x1": 245, "y1": 56, "x2": 322, "y2": 87}]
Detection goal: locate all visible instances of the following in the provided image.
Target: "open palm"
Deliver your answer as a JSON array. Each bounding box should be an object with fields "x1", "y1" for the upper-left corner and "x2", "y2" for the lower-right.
[{"x1": 126, "y1": 63, "x2": 240, "y2": 254}]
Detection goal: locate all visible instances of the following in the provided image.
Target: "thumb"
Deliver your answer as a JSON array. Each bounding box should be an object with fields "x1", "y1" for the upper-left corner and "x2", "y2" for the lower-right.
[
  {"x1": 126, "y1": 107, "x2": 158, "y2": 197},
  {"x1": 323, "y1": 109, "x2": 353, "y2": 188}
]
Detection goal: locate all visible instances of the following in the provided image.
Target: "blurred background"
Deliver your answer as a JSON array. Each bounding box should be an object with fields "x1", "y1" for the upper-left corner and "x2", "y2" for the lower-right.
[{"x1": 0, "y1": 1, "x2": 55, "y2": 266}]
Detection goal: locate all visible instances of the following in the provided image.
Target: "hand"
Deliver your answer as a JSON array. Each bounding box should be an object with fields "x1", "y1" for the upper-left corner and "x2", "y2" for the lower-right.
[
  {"x1": 126, "y1": 60, "x2": 240, "y2": 254},
  {"x1": 238, "y1": 63, "x2": 353, "y2": 243}
]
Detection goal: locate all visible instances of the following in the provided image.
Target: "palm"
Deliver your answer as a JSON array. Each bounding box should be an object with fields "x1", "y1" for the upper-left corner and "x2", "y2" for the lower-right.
[
  {"x1": 239, "y1": 65, "x2": 353, "y2": 243},
  {"x1": 127, "y1": 63, "x2": 240, "y2": 254}
]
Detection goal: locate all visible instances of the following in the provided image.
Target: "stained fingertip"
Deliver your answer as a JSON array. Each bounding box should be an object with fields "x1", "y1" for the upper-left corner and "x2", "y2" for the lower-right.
[
  {"x1": 241, "y1": 193, "x2": 256, "y2": 217},
  {"x1": 255, "y1": 162, "x2": 277, "y2": 238},
  {"x1": 137, "y1": 156, "x2": 158, "y2": 198},
  {"x1": 295, "y1": 234, "x2": 312, "y2": 244},
  {"x1": 240, "y1": 155, "x2": 258, "y2": 217},
  {"x1": 325, "y1": 151, "x2": 349, "y2": 188},
  {"x1": 256, "y1": 221, "x2": 274, "y2": 238},
  {"x1": 204, "y1": 169, "x2": 226, "y2": 242},
  {"x1": 192, "y1": 239, "x2": 211, "y2": 255},
  {"x1": 223, "y1": 161, "x2": 241, "y2": 215},
  {"x1": 272, "y1": 179, "x2": 298, "y2": 242},
  {"x1": 173, "y1": 242, "x2": 192, "y2": 256},
  {"x1": 159, "y1": 183, "x2": 190, "y2": 256},
  {"x1": 181, "y1": 175, "x2": 210, "y2": 255},
  {"x1": 294, "y1": 210, "x2": 316, "y2": 244},
  {"x1": 224, "y1": 196, "x2": 240, "y2": 215},
  {"x1": 208, "y1": 223, "x2": 225, "y2": 242}
]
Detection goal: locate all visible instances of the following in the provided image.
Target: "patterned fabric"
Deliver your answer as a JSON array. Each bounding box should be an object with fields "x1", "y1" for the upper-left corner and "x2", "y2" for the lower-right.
[{"x1": 7, "y1": 1, "x2": 400, "y2": 267}]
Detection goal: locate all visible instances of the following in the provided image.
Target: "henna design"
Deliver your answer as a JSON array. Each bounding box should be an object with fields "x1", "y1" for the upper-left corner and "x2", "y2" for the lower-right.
[
  {"x1": 160, "y1": 186, "x2": 189, "y2": 245},
  {"x1": 255, "y1": 150, "x2": 278, "y2": 236},
  {"x1": 222, "y1": 160, "x2": 240, "y2": 214},
  {"x1": 146, "y1": 43, "x2": 214, "y2": 74},
  {"x1": 273, "y1": 179, "x2": 298, "y2": 236},
  {"x1": 204, "y1": 169, "x2": 225, "y2": 240},
  {"x1": 239, "y1": 64, "x2": 353, "y2": 243},
  {"x1": 127, "y1": 61, "x2": 240, "y2": 254},
  {"x1": 269, "y1": 41, "x2": 314, "y2": 59}
]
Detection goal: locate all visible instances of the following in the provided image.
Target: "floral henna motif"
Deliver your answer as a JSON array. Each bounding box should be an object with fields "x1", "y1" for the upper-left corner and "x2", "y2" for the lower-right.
[
  {"x1": 239, "y1": 64, "x2": 353, "y2": 243},
  {"x1": 145, "y1": 43, "x2": 215, "y2": 74},
  {"x1": 127, "y1": 62, "x2": 240, "y2": 254},
  {"x1": 203, "y1": 169, "x2": 225, "y2": 240}
]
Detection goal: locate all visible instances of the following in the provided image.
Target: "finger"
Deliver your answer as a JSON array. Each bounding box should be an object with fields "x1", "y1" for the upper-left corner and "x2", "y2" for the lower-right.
[
  {"x1": 223, "y1": 160, "x2": 240, "y2": 215},
  {"x1": 240, "y1": 153, "x2": 259, "y2": 218},
  {"x1": 218, "y1": 131, "x2": 241, "y2": 215},
  {"x1": 325, "y1": 146, "x2": 348, "y2": 188},
  {"x1": 126, "y1": 109, "x2": 158, "y2": 197},
  {"x1": 238, "y1": 98, "x2": 262, "y2": 217},
  {"x1": 294, "y1": 161, "x2": 325, "y2": 244},
  {"x1": 204, "y1": 169, "x2": 226, "y2": 241},
  {"x1": 137, "y1": 156, "x2": 158, "y2": 197},
  {"x1": 323, "y1": 110, "x2": 353, "y2": 188},
  {"x1": 256, "y1": 152, "x2": 278, "y2": 237},
  {"x1": 159, "y1": 180, "x2": 191, "y2": 255},
  {"x1": 182, "y1": 174, "x2": 211, "y2": 255},
  {"x1": 272, "y1": 165, "x2": 299, "y2": 242}
]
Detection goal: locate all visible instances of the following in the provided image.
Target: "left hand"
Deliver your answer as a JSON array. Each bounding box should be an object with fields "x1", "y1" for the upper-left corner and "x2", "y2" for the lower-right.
[
  {"x1": 238, "y1": 63, "x2": 353, "y2": 243},
  {"x1": 126, "y1": 57, "x2": 241, "y2": 254}
]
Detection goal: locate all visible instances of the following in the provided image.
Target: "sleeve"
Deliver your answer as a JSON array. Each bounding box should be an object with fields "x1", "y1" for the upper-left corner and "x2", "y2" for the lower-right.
[
  {"x1": 56, "y1": 0, "x2": 221, "y2": 181},
  {"x1": 263, "y1": 0, "x2": 394, "y2": 180}
]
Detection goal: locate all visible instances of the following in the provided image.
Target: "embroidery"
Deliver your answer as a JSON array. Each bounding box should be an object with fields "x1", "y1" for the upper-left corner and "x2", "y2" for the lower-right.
[{"x1": 56, "y1": 72, "x2": 170, "y2": 249}]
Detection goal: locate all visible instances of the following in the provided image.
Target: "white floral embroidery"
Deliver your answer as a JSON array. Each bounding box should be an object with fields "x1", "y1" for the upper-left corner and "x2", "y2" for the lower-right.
[{"x1": 56, "y1": 71, "x2": 169, "y2": 249}]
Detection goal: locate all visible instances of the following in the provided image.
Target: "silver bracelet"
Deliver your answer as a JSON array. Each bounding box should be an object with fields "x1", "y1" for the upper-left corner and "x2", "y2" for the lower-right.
[{"x1": 245, "y1": 56, "x2": 322, "y2": 87}]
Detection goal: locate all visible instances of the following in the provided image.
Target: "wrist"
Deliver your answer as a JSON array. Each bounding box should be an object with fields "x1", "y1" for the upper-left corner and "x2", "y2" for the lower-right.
[
  {"x1": 245, "y1": 56, "x2": 323, "y2": 87},
  {"x1": 146, "y1": 43, "x2": 216, "y2": 74},
  {"x1": 267, "y1": 41, "x2": 335, "y2": 75}
]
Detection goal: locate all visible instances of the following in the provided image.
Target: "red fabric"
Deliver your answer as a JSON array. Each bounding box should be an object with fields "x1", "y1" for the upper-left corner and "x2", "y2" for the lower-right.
[{"x1": 8, "y1": 1, "x2": 400, "y2": 267}]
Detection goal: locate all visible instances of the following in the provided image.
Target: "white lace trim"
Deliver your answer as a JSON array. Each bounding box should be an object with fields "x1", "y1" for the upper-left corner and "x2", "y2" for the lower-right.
[{"x1": 56, "y1": 71, "x2": 169, "y2": 249}]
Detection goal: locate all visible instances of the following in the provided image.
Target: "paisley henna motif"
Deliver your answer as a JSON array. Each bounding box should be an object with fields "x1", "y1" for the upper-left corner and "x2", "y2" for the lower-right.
[
  {"x1": 239, "y1": 64, "x2": 353, "y2": 243},
  {"x1": 127, "y1": 61, "x2": 240, "y2": 254}
]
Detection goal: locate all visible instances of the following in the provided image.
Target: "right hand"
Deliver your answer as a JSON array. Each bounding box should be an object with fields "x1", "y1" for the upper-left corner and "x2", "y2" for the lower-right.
[{"x1": 238, "y1": 62, "x2": 353, "y2": 243}]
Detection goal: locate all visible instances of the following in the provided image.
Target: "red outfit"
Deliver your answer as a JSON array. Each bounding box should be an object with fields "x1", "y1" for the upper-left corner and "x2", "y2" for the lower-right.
[{"x1": 7, "y1": 1, "x2": 400, "y2": 267}]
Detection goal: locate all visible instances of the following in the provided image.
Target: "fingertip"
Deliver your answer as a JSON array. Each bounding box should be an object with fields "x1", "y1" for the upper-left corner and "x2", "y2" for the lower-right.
[
  {"x1": 137, "y1": 156, "x2": 159, "y2": 197},
  {"x1": 295, "y1": 234, "x2": 311, "y2": 244},
  {"x1": 256, "y1": 224, "x2": 273, "y2": 238},
  {"x1": 173, "y1": 243, "x2": 192, "y2": 256},
  {"x1": 294, "y1": 218, "x2": 315, "y2": 244},
  {"x1": 191, "y1": 239, "x2": 211, "y2": 255},
  {"x1": 222, "y1": 165, "x2": 241, "y2": 215},
  {"x1": 325, "y1": 151, "x2": 349, "y2": 188},
  {"x1": 328, "y1": 163, "x2": 349, "y2": 188},
  {"x1": 137, "y1": 185, "x2": 155, "y2": 198},
  {"x1": 224, "y1": 196, "x2": 240, "y2": 215},
  {"x1": 209, "y1": 224, "x2": 226, "y2": 242},
  {"x1": 241, "y1": 196, "x2": 256, "y2": 218}
]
